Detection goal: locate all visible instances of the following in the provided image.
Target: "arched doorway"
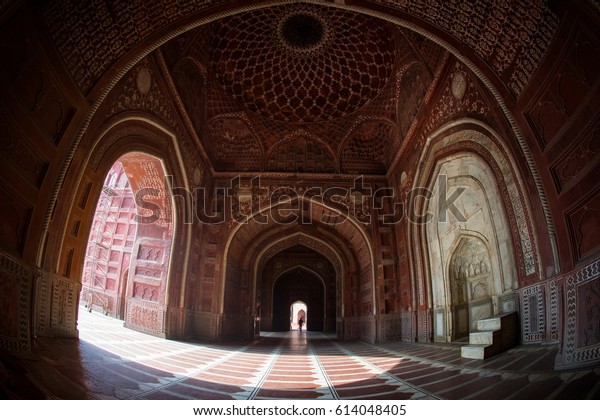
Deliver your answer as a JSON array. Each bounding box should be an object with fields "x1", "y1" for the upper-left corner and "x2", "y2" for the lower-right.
[
  {"x1": 290, "y1": 300, "x2": 308, "y2": 331},
  {"x1": 272, "y1": 267, "x2": 325, "y2": 332},
  {"x1": 80, "y1": 159, "x2": 137, "y2": 320},
  {"x1": 79, "y1": 152, "x2": 176, "y2": 337},
  {"x1": 291, "y1": 301, "x2": 307, "y2": 331},
  {"x1": 221, "y1": 196, "x2": 377, "y2": 343}
]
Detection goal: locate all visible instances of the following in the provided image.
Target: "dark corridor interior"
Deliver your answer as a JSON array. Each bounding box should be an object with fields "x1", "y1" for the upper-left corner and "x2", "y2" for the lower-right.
[{"x1": 272, "y1": 269, "x2": 325, "y2": 331}]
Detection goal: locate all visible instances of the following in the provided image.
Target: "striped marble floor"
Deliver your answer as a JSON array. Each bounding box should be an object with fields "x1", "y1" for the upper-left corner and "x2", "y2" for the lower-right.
[{"x1": 2, "y1": 309, "x2": 599, "y2": 400}]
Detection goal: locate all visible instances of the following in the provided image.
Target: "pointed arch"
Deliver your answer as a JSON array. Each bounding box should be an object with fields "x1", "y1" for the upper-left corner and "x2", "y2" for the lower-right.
[
  {"x1": 41, "y1": 114, "x2": 192, "y2": 338},
  {"x1": 409, "y1": 120, "x2": 539, "y2": 342},
  {"x1": 220, "y1": 196, "x2": 378, "y2": 342}
]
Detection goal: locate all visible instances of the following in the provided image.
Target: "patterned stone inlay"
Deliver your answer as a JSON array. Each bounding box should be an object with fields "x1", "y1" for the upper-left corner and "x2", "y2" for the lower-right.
[{"x1": 210, "y1": 4, "x2": 395, "y2": 122}]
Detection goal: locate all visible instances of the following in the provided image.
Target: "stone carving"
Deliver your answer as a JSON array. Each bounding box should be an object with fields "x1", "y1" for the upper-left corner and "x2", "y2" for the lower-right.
[
  {"x1": 0, "y1": 272, "x2": 19, "y2": 338},
  {"x1": 567, "y1": 191, "x2": 600, "y2": 263},
  {"x1": 35, "y1": 271, "x2": 50, "y2": 336},
  {"x1": 267, "y1": 135, "x2": 335, "y2": 173},
  {"x1": 375, "y1": 0, "x2": 559, "y2": 95},
  {"x1": 421, "y1": 63, "x2": 490, "y2": 145},
  {"x1": 579, "y1": 279, "x2": 600, "y2": 347},
  {"x1": 41, "y1": 0, "x2": 558, "y2": 98},
  {"x1": 0, "y1": 109, "x2": 49, "y2": 187},
  {"x1": 401, "y1": 311, "x2": 413, "y2": 342},
  {"x1": 527, "y1": 30, "x2": 600, "y2": 148},
  {"x1": 41, "y1": 0, "x2": 222, "y2": 93},
  {"x1": 433, "y1": 130, "x2": 538, "y2": 279},
  {"x1": 0, "y1": 252, "x2": 34, "y2": 354},
  {"x1": 136, "y1": 66, "x2": 152, "y2": 94},
  {"x1": 207, "y1": 117, "x2": 262, "y2": 171},
  {"x1": 135, "y1": 159, "x2": 173, "y2": 228},
  {"x1": 341, "y1": 120, "x2": 395, "y2": 174},
  {"x1": 558, "y1": 259, "x2": 600, "y2": 369},
  {"x1": 134, "y1": 266, "x2": 162, "y2": 279},
  {"x1": 137, "y1": 245, "x2": 163, "y2": 262},
  {"x1": 107, "y1": 58, "x2": 177, "y2": 128},
  {"x1": 381, "y1": 313, "x2": 403, "y2": 342},
  {"x1": 133, "y1": 282, "x2": 159, "y2": 301},
  {"x1": 126, "y1": 298, "x2": 165, "y2": 336},
  {"x1": 417, "y1": 310, "x2": 430, "y2": 342},
  {"x1": 553, "y1": 120, "x2": 600, "y2": 191},
  {"x1": 210, "y1": 4, "x2": 395, "y2": 123},
  {"x1": 451, "y1": 71, "x2": 467, "y2": 100},
  {"x1": 50, "y1": 274, "x2": 80, "y2": 337},
  {"x1": 521, "y1": 284, "x2": 546, "y2": 342},
  {"x1": 450, "y1": 237, "x2": 491, "y2": 303}
]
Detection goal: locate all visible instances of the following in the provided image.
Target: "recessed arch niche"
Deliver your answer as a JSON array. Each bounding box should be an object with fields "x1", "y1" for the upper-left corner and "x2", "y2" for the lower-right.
[{"x1": 410, "y1": 122, "x2": 539, "y2": 342}]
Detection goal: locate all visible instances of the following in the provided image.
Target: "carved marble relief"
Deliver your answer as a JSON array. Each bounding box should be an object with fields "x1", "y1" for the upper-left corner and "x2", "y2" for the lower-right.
[
  {"x1": 578, "y1": 279, "x2": 600, "y2": 347},
  {"x1": 557, "y1": 259, "x2": 600, "y2": 369},
  {"x1": 451, "y1": 237, "x2": 492, "y2": 304},
  {"x1": 521, "y1": 283, "x2": 546, "y2": 343},
  {"x1": 50, "y1": 274, "x2": 80, "y2": 337}
]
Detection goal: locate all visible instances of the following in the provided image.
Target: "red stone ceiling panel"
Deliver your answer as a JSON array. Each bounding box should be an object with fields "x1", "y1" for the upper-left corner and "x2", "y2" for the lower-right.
[{"x1": 210, "y1": 4, "x2": 396, "y2": 123}]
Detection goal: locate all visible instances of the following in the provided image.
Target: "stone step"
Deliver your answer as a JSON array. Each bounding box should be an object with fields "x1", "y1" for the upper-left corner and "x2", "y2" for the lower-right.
[
  {"x1": 476, "y1": 311, "x2": 518, "y2": 332},
  {"x1": 461, "y1": 344, "x2": 488, "y2": 360},
  {"x1": 476, "y1": 317, "x2": 501, "y2": 331},
  {"x1": 462, "y1": 312, "x2": 519, "y2": 360},
  {"x1": 469, "y1": 330, "x2": 497, "y2": 345}
]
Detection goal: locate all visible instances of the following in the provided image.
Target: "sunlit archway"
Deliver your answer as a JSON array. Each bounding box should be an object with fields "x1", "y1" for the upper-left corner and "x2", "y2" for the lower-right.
[
  {"x1": 291, "y1": 301, "x2": 307, "y2": 331},
  {"x1": 79, "y1": 151, "x2": 176, "y2": 337}
]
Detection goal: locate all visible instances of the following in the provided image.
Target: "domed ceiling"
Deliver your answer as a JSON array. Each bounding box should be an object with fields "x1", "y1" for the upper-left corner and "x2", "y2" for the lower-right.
[{"x1": 162, "y1": 3, "x2": 446, "y2": 174}]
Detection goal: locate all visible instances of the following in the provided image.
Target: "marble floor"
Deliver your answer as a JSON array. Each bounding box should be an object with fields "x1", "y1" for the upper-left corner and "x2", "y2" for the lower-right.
[{"x1": 1, "y1": 309, "x2": 599, "y2": 400}]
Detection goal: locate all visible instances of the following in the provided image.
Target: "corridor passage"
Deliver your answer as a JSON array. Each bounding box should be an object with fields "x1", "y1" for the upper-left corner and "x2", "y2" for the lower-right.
[{"x1": 3, "y1": 310, "x2": 599, "y2": 399}]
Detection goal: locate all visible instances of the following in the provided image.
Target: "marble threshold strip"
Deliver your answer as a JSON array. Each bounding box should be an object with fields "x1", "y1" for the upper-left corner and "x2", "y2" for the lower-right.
[{"x1": 308, "y1": 339, "x2": 339, "y2": 400}]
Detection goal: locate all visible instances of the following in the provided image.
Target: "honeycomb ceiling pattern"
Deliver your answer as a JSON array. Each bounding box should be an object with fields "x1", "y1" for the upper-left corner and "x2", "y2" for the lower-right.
[
  {"x1": 163, "y1": 3, "x2": 446, "y2": 174},
  {"x1": 210, "y1": 5, "x2": 396, "y2": 123}
]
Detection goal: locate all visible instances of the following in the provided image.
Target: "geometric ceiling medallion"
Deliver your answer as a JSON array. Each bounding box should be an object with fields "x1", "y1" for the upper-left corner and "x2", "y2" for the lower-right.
[
  {"x1": 277, "y1": 9, "x2": 330, "y2": 55},
  {"x1": 210, "y1": 4, "x2": 396, "y2": 123}
]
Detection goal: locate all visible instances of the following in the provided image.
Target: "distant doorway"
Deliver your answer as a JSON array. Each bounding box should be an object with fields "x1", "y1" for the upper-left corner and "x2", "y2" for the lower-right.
[
  {"x1": 291, "y1": 301, "x2": 307, "y2": 331},
  {"x1": 271, "y1": 267, "x2": 325, "y2": 331}
]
